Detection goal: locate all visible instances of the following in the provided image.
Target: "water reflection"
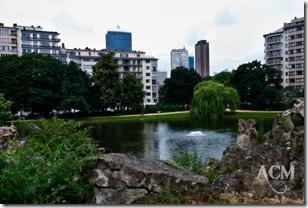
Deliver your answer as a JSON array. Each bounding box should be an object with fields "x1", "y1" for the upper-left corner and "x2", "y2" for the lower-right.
[{"x1": 90, "y1": 119, "x2": 240, "y2": 162}]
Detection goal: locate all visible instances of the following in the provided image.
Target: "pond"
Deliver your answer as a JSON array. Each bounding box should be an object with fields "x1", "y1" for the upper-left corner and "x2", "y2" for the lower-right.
[{"x1": 88, "y1": 116, "x2": 274, "y2": 163}]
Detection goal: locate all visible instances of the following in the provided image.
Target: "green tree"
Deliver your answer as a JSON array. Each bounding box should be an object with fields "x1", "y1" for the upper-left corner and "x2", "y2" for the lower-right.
[
  {"x1": 281, "y1": 86, "x2": 304, "y2": 109},
  {"x1": 229, "y1": 60, "x2": 282, "y2": 109},
  {"x1": 0, "y1": 93, "x2": 12, "y2": 126},
  {"x1": 190, "y1": 81, "x2": 240, "y2": 120},
  {"x1": 0, "y1": 53, "x2": 64, "y2": 116},
  {"x1": 92, "y1": 52, "x2": 121, "y2": 111},
  {"x1": 162, "y1": 67, "x2": 201, "y2": 105},
  {"x1": 120, "y1": 74, "x2": 144, "y2": 113},
  {"x1": 60, "y1": 62, "x2": 90, "y2": 112}
]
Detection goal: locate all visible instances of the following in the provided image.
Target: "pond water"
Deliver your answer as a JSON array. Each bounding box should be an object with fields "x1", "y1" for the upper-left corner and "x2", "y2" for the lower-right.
[{"x1": 89, "y1": 117, "x2": 273, "y2": 163}]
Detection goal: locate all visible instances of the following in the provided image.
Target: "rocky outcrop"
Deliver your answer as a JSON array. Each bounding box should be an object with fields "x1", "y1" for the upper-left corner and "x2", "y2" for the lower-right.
[
  {"x1": 89, "y1": 153, "x2": 209, "y2": 204},
  {"x1": 211, "y1": 98, "x2": 304, "y2": 199},
  {"x1": 0, "y1": 125, "x2": 17, "y2": 149}
]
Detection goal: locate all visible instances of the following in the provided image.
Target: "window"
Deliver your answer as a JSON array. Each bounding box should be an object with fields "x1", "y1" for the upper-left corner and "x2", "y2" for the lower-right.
[
  {"x1": 146, "y1": 92, "x2": 151, "y2": 96},
  {"x1": 146, "y1": 86, "x2": 151, "y2": 90},
  {"x1": 146, "y1": 79, "x2": 150, "y2": 83},
  {"x1": 146, "y1": 66, "x2": 150, "y2": 70},
  {"x1": 145, "y1": 60, "x2": 150, "y2": 63},
  {"x1": 152, "y1": 93, "x2": 157, "y2": 98},
  {"x1": 152, "y1": 66, "x2": 156, "y2": 72},
  {"x1": 146, "y1": 73, "x2": 151, "y2": 76},
  {"x1": 147, "y1": 99, "x2": 151, "y2": 102}
]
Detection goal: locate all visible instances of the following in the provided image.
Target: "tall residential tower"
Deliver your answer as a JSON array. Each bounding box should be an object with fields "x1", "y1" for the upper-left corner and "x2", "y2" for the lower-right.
[
  {"x1": 195, "y1": 40, "x2": 210, "y2": 77},
  {"x1": 264, "y1": 17, "x2": 304, "y2": 90}
]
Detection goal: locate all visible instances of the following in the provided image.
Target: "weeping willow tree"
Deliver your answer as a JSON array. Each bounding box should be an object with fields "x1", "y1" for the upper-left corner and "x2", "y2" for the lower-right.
[{"x1": 190, "y1": 81, "x2": 240, "y2": 120}]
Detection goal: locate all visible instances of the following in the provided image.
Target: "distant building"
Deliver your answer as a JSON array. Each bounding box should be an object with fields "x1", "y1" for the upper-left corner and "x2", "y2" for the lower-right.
[
  {"x1": 0, "y1": 23, "x2": 19, "y2": 57},
  {"x1": 106, "y1": 27, "x2": 132, "y2": 51},
  {"x1": 195, "y1": 40, "x2": 210, "y2": 77},
  {"x1": 170, "y1": 48, "x2": 189, "y2": 70},
  {"x1": 18, "y1": 25, "x2": 61, "y2": 59},
  {"x1": 63, "y1": 48, "x2": 159, "y2": 105},
  {"x1": 157, "y1": 71, "x2": 167, "y2": 86},
  {"x1": 188, "y1": 56, "x2": 194, "y2": 70},
  {"x1": 264, "y1": 17, "x2": 304, "y2": 90}
]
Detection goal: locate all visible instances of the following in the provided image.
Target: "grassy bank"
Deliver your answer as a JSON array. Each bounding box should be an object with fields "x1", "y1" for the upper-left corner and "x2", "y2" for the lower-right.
[
  {"x1": 78, "y1": 111, "x2": 190, "y2": 124},
  {"x1": 78, "y1": 110, "x2": 280, "y2": 124}
]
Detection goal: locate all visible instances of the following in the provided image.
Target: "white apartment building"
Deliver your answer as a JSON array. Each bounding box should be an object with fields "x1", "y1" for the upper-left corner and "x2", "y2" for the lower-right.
[
  {"x1": 264, "y1": 17, "x2": 304, "y2": 90},
  {"x1": 171, "y1": 48, "x2": 189, "y2": 70},
  {"x1": 64, "y1": 48, "x2": 159, "y2": 105}
]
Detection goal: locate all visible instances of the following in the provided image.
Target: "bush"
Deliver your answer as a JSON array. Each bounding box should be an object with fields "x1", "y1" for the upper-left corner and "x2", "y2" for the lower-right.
[
  {"x1": 171, "y1": 149, "x2": 203, "y2": 175},
  {"x1": 144, "y1": 103, "x2": 182, "y2": 114},
  {"x1": 0, "y1": 93, "x2": 12, "y2": 126},
  {"x1": 0, "y1": 118, "x2": 98, "y2": 204}
]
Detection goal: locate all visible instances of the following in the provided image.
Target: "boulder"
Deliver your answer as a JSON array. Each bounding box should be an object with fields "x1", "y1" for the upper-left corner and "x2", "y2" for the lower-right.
[
  {"x1": 89, "y1": 153, "x2": 210, "y2": 204},
  {"x1": 0, "y1": 125, "x2": 17, "y2": 149},
  {"x1": 211, "y1": 99, "x2": 305, "y2": 199}
]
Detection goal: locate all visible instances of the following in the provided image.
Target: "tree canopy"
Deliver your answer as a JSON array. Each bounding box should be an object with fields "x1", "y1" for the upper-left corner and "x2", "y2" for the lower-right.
[
  {"x1": 159, "y1": 67, "x2": 201, "y2": 105},
  {"x1": 229, "y1": 60, "x2": 283, "y2": 110},
  {"x1": 120, "y1": 73, "x2": 144, "y2": 113},
  {"x1": 92, "y1": 52, "x2": 121, "y2": 111},
  {"x1": 190, "y1": 81, "x2": 240, "y2": 120}
]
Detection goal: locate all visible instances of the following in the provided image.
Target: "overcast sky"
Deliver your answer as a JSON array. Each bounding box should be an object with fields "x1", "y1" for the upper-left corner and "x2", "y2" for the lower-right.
[{"x1": 1, "y1": 0, "x2": 304, "y2": 75}]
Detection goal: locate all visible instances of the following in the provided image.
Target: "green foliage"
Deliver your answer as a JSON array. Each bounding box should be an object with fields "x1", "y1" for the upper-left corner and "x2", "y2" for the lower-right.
[
  {"x1": 204, "y1": 71, "x2": 231, "y2": 86},
  {"x1": 0, "y1": 93, "x2": 12, "y2": 126},
  {"x1": 204, "y1": 168, "x2": 218, "y2": 184},
  {"x1": 0, "y1": 53, "x2": 64, "y2": 115},
  {"x1": 161, "y1": 67, "x2": 201, "y2": 105},
  {"x1": 256, "y1": 119, "x2": 266, "y2": 143},
  {"x1": 92, "y1": 52, "x2": 121, "y2": 111},
  {"x1": 190, "y1": 81, "x2": 240, "y2": 120},
  {"x1": 229, "y1": 60, "x2": 283, "y2": 110},
  {"x1": 281, "y1": 86, "x2": 304, "y2": 109},
  {"x1": 144, "y1": 103, "x2": 182, "y2": 113},
  {"x1": 120, "y1": 74, "x2": 144, "y2": 113},
  {"x1": 60, "y1": 61, "x2": 90, "y2": 112},
  {"x1": 171, "y1": 149, "x2": 203, "y2": 175},
  {"x1": 0, "y1": 118, "x2": 98, "y2": 203}
]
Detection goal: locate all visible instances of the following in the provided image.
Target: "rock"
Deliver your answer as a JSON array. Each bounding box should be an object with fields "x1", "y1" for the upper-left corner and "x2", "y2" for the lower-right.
[
  {"x1": 237, "y1": 119, "x2": 257, "y2": 151},
  {"x1": 89, "y1": 153, "x2": 210, "y2": 204},
  {"x1": 0, "y1": 125, "x2": 17, "y2": 149},
  {"x1": 211, "y1": 99, "x2": 305, "y2": 199}
]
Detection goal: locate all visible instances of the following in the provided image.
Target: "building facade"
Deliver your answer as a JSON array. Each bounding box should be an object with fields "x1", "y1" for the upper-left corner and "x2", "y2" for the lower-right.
[
  {"x1": 170, "y1": 48, "x2": 189, "y2": 70},
  {"x1": 195, "y1": 40, "x2": 210, "y2": 77},
  {"x1": 64, "y1": 48, "x2": 159, "y2": 105},
  {"x1": 0, "y1": 23, "x2": 62, "y2": 59},
  {"x1": 18, "y1": 25, "x2": 61, "y2": 59},
  {"x1": 106, "y1": 30, "x2": 132, "y2": 51},
  {"x1": 0, "y1": 23, "x2": 20, "y2": 57},
  {"x1": 264, "y1": 17, "x2": 304, "y2": 90},
  {"x1": 188, "y1": 56, "x2": 195, "y2": 70}
]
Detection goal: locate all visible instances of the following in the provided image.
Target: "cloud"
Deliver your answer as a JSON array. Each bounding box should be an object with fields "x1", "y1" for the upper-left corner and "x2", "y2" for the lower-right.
[
  {"x1": 51, "y1": 12, "x2": 93, "y2": 33},
  {"x1": 214, "y1": 10, "x2": 239, "y2": 26}
]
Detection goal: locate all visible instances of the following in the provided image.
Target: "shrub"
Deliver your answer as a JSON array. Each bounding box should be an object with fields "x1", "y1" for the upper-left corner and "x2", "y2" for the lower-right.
[
  {"x1": 144, "y1": 103, "x2": 182, "y2": 114},
  {"x1": 171, "y1": 149, "x2": 203, "y2": 175},
  {"x1": 0, "y1": 118, "x2": 98, "y2": 204}
]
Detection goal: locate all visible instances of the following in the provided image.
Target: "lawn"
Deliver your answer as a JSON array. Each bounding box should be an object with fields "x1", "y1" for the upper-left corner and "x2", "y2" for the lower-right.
[{"x1": 78, "y1": 110, "x2": 280, "y2": 124}]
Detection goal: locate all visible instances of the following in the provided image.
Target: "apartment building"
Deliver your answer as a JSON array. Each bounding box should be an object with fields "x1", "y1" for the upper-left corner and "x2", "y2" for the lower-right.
[
  {"x1": 0, "y1": 23, "x2": 62, "y2": 60},
  {"x1": 0, "y1": 23, "x2": 20, "y2": 57},
  {"x1": 264, "y1": 17, "x2": 304, "y2": 90},
  {"x1": 171, "y1": 48, "x2": 189, "y2": 70},
  {"x1": 18, "y1": 25, "x2": 61, "y2": 59},
  {"x1": 64, "y1": 48, "x2": 159, "y2": 105}
]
